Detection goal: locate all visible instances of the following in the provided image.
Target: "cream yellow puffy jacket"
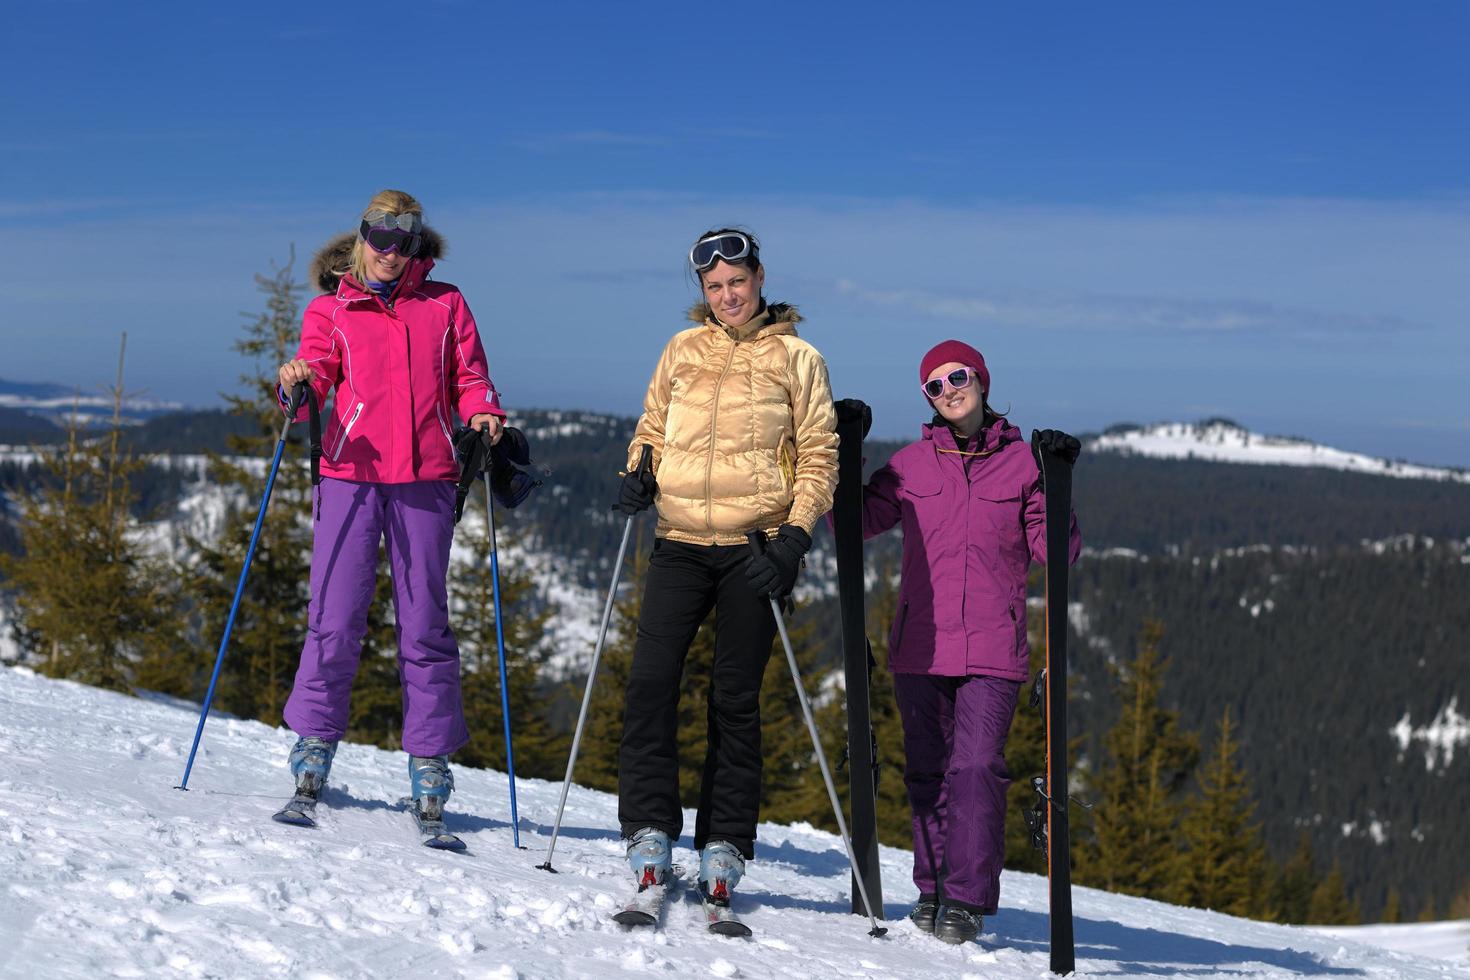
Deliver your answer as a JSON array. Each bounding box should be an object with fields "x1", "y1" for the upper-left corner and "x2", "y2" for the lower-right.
[{"x1": 626, "y1": 303, "x2": 839, "y2": 546}]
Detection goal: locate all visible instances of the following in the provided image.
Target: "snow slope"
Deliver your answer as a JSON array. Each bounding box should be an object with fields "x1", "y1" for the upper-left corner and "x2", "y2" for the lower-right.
[
  {"x1": 1090, "y1": 421, "x2": 1470, "y2": 483},
  {"x1": 0, "y1": 666, "x2": 1465, "y2": 980}
]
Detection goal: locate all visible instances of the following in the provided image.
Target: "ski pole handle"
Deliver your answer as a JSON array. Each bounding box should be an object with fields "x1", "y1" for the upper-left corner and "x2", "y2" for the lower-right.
[
  {"x1": 287, "y1": 380, "x2": 309, "y2": 416},
  {"x1": 635, "y1": 443, "x2": 653, "y2": 477},
  {"x1": 746, "y1": 529, "x2": 767, "y2": 557}
]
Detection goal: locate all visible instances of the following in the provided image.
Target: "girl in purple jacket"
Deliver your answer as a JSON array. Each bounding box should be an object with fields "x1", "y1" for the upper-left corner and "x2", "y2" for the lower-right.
[{"x1": 861, "y1": 339, "x2": 1080, "y2": 945}]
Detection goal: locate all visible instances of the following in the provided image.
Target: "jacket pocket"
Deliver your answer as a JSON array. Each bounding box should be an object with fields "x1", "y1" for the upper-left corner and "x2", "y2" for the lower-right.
[
  {"x1": 890, "y1": 600, "x2": 910, "y2": 661},
  {"x1": 778, "y1": 441, "x2": 796, "y2": 493},
  {"x1": 330, "y1": 401, "x2": 364, "y2": 461}
]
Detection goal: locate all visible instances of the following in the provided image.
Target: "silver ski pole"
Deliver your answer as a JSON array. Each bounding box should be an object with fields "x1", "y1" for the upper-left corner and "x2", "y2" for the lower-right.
[
  {"x1": 538, "y1": 444, "x2": 652, "y2": 872},
  {"x1": 747, "y1": 531, "x2": 888, "y2": 937}
]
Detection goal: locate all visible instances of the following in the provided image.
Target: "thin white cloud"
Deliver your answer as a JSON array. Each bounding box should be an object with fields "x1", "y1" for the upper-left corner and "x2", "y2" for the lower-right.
[{"x1": 831, "y1": 280, "x2": 1416, "y2": 336}]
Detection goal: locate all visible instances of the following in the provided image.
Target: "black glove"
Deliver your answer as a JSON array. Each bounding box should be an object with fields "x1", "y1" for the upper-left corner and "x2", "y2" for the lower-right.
[
  {"x1": 453, "y1": 425, "x2": 487, "y2": 469},
  {"x1": 1033, "y1": 429, "x2": 1081, "y2": 466},
  {"x1": 745, "y1": 524, "x2": 812, "y2": 598},
  {"x1": 833, "y1": 398, "x2": 872, "y2": 439},
  {"x1": 614, "y1": 468, "x2": 657, "y2": 515},
  {"x1": 493, "y1": 425, "x2": 531, "y2": 466}
]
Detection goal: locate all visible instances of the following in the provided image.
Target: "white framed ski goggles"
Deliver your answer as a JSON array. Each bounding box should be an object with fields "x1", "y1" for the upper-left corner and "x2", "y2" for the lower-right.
[
  {"x1": 922, "y1": 367, "x2": 979, "y2": 399},
  {"x1": 690, "y1": 232, "x2": 754, "y2": 272}
]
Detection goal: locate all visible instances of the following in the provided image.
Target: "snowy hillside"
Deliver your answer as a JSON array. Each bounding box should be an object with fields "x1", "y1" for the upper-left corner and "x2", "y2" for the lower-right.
[
  {"x1": 1090, "y1": 421, "x2": 1470, "y2": 483},
  {"x1": 1, "y1": 666, "x2": 1465, "y2": 979},
  {"x1": 0, "y1": 376, "x2": 183, "y2": 427}
]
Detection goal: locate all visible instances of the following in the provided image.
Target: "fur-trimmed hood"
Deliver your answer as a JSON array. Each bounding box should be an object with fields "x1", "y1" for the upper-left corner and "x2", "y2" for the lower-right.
[
  {"x1": 309, "y1": 227, "x2": 447, "y2": 294},
  {"x1": 686, "y1": 301, "x2": 800, "y2": 327}
]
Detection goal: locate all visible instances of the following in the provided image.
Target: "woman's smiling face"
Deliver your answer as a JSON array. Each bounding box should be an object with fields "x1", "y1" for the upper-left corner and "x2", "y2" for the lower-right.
[{"x1": 700, "y1": 259, "x2": 764, "y2": 328}]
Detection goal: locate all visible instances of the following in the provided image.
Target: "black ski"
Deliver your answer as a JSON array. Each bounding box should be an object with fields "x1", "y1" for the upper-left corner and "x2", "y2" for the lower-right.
[
  {"x1": 698, "y1": 886, "x2": 752, "y2": 938},
  {"x1": 271, "y1": 793, "x2": 319, "y2": 828},
  {"x1": 1033, "y1": 434, "x2": 1075, "y2": 975},
  {"x1": 831, "y1": 398, "x2": 883, "y2": 917},
  {"x1": 399, "y1": 797, "x2": 467, "y2": 852},
  {"x1": 611, "y1": 865, "x2": 685, "y2": 927}
]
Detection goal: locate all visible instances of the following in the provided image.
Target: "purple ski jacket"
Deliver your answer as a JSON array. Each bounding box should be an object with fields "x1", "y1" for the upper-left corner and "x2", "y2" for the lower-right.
[{"x1": 861, "y1": 419, "x2": 1080, "y2": 680}]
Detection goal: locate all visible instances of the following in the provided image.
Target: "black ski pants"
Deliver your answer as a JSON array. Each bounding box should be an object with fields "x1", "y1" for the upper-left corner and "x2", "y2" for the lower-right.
[{"x1": 618, "y1": 538, "x2": 778, "y2": 860}]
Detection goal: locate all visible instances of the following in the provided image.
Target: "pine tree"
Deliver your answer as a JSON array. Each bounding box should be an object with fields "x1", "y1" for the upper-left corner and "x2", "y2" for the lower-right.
[
  {"x1": 1004, "y1": 567, "x2": 1053, "y2": 875},
  {"x1": 1380, "y1": 886, "x2": 1402, "y2": 924},
  {"x1": 1, "y1": 339, "x2": 183, "y2": 692},
  {"x1": 1270, "y1": 831, "x2": 1321, "y2": 923},
  {"x1": 1078, "y1": 619, "x2": 1200, "y2": 899},
  {"x1": 795, "y1": 559, "x2": 911, "y2": 846},
  {"x1": 577, "y1": 531, "x2": 650, "y2": 794},
  {"x1": 448, "y1": 502, "x2": 566, "y2": 778},
  {"x1": 1307, "y1": 861, "x2": 1360, "y2": 924},
  {"x1": 185, "y1": 255, "x2": 315, "y2": 723},
  {"x1": 1171, "y1": 707, "x2": 1271, "y2": 917}
]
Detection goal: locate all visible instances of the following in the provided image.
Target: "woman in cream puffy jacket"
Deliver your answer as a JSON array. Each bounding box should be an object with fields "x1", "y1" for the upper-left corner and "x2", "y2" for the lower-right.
[{"x1": 613, "y1": 228, "x2": 838, "y2": 906}]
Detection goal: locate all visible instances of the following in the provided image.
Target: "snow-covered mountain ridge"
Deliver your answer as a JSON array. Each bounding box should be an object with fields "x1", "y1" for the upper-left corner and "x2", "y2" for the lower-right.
[
  {"x1": 1, "y1": 664, "x2": 1464, "y2": 979},
  {"x1": 1089, "y1": 420, "x2": 1470, "y2": 483}
]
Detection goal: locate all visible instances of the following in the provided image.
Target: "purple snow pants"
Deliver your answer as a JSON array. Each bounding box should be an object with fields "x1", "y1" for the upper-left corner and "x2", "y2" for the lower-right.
[
  {"x1": 283, "y1": 477, "x2": 469, "y2": 757},
  {"x1": 893, "y1": 672, "x2": 1020, "y2": 914}
]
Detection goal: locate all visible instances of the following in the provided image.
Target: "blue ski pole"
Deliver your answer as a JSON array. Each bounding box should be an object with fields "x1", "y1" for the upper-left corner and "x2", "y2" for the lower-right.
[
  {"x1": 177, "y1": 381, "x2": 310, "y2": 790},
  {"x1": 482, "y1": 456, "x2": 523, "y2": 849}
]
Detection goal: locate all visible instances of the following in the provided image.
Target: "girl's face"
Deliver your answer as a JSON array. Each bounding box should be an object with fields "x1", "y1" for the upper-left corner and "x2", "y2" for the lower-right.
[
  {"x1": 363, "y1": 240, "x2": 410, "y2": 284},
  {"x1": 926, "y1": 360, "x2": 986, "y2": 432},
  {"x1": 700, "y1": 259, "x2": 764, "y2": 328}
]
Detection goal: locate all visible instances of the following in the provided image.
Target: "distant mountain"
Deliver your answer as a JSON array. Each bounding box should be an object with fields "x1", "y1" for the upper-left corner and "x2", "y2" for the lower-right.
[
  {"x1": 1091, "y1": 419, "x2": 1470, "y2": 483},
  {"x1": 0, "y1": 376, "x2": 184, "y2": 433}
]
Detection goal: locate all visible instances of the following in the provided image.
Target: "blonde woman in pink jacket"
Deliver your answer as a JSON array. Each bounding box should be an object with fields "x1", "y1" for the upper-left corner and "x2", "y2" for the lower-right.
[{"x1": 274, "y1": 189, "x2": 504, "y2": 826}]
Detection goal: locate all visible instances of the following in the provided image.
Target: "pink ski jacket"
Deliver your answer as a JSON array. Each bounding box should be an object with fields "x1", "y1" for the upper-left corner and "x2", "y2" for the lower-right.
[
  {"x1": 280, "y1": 230, "x2": 504, "y2": 484},
  {"x1": 861, "y1": 418, "x2": 1081, "y2": 680}
]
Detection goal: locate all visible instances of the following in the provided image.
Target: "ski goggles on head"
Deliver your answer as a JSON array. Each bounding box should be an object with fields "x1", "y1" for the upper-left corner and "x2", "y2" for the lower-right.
[
  {"x1": 360, "y1": 211, "x2": 423, "y2": 256},
  {"x1": 922, "y1": 367, "x2": 979, "y2": 399},
  {"x1": 689, "y1": 232, "x2": 753, "y2": 272}
]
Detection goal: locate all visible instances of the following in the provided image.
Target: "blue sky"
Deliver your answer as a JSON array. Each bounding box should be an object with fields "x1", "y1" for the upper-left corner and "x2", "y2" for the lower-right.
[{"x1": 6, "y1": 1, "x2": 1468, "y2": 464}]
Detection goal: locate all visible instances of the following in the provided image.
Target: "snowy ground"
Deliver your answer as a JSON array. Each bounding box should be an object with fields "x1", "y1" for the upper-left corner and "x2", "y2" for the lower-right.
[{"x1": 0, "y1": 666, "x2": 1465, "y2": 980}]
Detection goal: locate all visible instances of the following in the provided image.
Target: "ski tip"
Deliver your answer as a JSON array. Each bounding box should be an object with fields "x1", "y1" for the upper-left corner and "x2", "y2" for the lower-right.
[
  {"x1": 271, "y1": 810, "x2": 316, "y2": 828},
  {"x1": 424, "y1": 835, "x2": 467, "y2": 852},
  {"x1": 708, "y1": 920, "x2": 753, "y2": 938},
  {"x1": 611, "y1": 910, "x2": 657, "y2": 927}
]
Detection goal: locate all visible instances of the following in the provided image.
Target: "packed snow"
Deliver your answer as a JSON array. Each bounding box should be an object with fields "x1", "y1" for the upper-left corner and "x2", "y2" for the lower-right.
[
  {"x1": 1, "y1": 666, "x2": 1465, "y2": 979},
  {"x1": 1090, "y1": 421, "x2": 1470, "y2": 483}
]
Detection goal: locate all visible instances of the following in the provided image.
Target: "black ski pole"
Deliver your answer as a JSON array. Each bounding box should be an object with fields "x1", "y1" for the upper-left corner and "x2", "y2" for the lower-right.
[
  {"x1": 747, "y1": 531, "x2": 887, "y2": 937},
  {"x1": 538, "y1": 444, "x2": 653, "y2": 872},
  {"x1": 178, "y1": 381, "x2": 312, "y2": 790}
]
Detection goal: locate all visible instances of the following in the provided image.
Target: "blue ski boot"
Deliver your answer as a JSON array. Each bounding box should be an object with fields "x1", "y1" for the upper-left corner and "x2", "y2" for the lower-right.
[
  {"x1": 698, "y1": 840, "x2": 746, "y2": 905},
  {"x1": 626, "y1": 827, "x2": 673, "y2": 890},
  {"x1": 408, "y1": 755, "x2": 455, "y2": 822},
  {"x1": 288, "y1": 736, "x2": 337, "y2": 798}
]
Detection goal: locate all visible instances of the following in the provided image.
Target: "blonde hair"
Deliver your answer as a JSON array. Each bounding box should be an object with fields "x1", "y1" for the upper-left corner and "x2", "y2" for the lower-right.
[{"x1": 347, "y1": 189, "x2": 424, "y2": 285}]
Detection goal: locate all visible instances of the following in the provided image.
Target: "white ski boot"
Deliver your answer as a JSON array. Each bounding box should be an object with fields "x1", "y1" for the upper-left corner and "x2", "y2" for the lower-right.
[
  {"x1": 626, "y1": 827, "x2": 673, "y2": 890},
  {"x1": 288, "y1": 736, "x2": 337, "y2": 798}
]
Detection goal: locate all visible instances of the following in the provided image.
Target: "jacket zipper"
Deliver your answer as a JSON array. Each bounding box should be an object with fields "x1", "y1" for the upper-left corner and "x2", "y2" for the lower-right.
[{"x1": 704, "y1": 339, "x2": 738, "y2": 531}]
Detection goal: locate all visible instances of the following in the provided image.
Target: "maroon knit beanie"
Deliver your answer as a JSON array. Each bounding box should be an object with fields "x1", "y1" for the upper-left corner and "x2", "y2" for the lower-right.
[{"x1": 919, "y1": 340, "x2": 989, "y2": 395}]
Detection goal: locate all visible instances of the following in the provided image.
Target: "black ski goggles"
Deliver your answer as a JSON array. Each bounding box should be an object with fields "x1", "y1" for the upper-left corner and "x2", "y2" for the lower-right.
[
  {"x1": 689, "y1": 232, "x2": 753, "y2": 272},
  {"x1": 360, "y1": 211, "x2": 423, "y2": 257}
]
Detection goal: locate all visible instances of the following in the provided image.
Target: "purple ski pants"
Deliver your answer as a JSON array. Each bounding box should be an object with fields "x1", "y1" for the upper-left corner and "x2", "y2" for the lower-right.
[
  {"x1": 893, "y1": 672, "x2": 1020, "y2": 914},
  {"x1": 283, "y1": 478, "x2": 468, "y2": 757}
]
